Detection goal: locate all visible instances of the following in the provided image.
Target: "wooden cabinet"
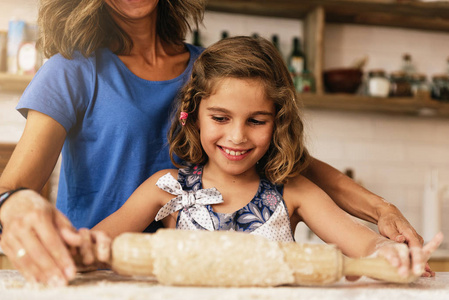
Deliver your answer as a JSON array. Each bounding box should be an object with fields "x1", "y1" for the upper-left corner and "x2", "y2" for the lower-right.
[
  {"x1": 429, "y1": 258, "x2": 449, "y2": 272},
  {"x1": 0, "y1": 73, "x2": 34, "y2": 93},
  {"x1": 206, "y1": 0, "x2": 449, "y2": 117}
]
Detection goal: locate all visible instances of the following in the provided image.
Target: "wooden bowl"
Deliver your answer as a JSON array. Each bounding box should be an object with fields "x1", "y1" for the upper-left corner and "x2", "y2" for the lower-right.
[{"x1": 323, "y1": 68, "x2": 363, "y2": 94}]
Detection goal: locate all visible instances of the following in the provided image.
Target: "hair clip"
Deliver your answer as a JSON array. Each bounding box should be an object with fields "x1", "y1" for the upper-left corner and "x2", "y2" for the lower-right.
[{"x1": 180, "y1": 112, "x2": 188, "y2": 125}]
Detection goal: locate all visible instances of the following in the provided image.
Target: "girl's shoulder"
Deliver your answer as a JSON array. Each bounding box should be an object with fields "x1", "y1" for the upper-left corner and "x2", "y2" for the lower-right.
[
  {"x1": 150, "y1": 169, "x2": 179, "y2": 184},
  {"x1": 139, "y1": 169, "x2": 180, "y2": 204}
]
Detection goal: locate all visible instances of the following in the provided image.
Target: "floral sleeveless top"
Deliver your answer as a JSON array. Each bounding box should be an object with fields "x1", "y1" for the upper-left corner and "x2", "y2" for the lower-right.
[{"x1": 154, "y1": 164, "x2": 294, "y2": 242}]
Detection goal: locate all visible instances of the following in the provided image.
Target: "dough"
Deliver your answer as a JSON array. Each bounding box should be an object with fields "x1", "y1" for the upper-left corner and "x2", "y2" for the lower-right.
[
  {"x1": 150, "y1": 229, "x2": 294, "y2": 287},
  {"x1": 112, "y1": 233, "x2": 155, "y2": 277},
  {"x1": 280, "y1": 242, "x2": 342, "y2": 285}
]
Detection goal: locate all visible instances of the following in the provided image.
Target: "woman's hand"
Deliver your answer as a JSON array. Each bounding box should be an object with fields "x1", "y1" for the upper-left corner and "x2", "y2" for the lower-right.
[
  {"x1": 0, "y1": 190, "x2": 82, "y2": 286},
  {"x1": 376, "y1": 203, "x2": 436, "y2": 277},
  {"x1": 377, "y1": 203, "x2": 423, "y2": 247},
  {"x1": 375, "y1": 232, "x2": 443, "y2": 278}
]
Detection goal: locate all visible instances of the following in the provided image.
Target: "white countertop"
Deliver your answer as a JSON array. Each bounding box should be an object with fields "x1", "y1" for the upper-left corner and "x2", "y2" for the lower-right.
[{"x1": 1, "y1": 270, "x2": 449, "y2": 300}]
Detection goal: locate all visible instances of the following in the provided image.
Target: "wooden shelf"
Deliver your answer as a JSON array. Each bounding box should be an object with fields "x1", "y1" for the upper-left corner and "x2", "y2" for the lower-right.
[
  {"x1": 0, "y1": 73, "x2": 33, "y2": 93},
  {"x1": 300, "y1": 93, "x2": 449, "y2": 117},
  {"x1": 206, "y1": 0, "x2": 449, "y2": 32},
  {"x1": 206, "y1": 0, "x2": 449, "y2": 118}
]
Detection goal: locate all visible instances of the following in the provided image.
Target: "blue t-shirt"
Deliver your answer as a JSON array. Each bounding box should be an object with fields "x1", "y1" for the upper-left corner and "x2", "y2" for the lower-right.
[{"x1": 16, "y1": 44, "x2": 203, "y2": 229}]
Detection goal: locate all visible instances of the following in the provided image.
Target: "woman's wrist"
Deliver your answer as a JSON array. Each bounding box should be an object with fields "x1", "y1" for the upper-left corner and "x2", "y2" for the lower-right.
[
  {"x1": 0, "y1": 188, "x2": 28, "y2": 227},
  {"x1": 0, "y1": 187, "x2": 28, "y2": 208},
  {"x1": 374, "y1": 197, "x2": 399, "y2": 224}
]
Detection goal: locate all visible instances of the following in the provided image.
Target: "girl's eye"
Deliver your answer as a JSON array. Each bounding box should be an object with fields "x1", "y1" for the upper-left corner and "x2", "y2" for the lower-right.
[
  {"x1": 248, "y1": 118, "x2": 266, "y2": 125},
  {"x1": 211, "y1": 116, "x2": 228, "y2": 122}
]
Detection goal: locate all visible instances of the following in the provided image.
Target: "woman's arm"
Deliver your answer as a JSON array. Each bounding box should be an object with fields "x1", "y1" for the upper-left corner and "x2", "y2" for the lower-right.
[
  {"x1": 0, "y1": 110, "x2": 82, "y2": 286},
  {"x1": 302, "y1": 157, "x2": 423, "y2": 248}
]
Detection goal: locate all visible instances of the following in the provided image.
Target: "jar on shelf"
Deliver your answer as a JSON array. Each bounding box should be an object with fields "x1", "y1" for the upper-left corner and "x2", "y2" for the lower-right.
[
  {"x1": 410, "y1": 73, "x2": 429, "y2": 98},
  {"x1": 367, "y1": 69, "x2": 390, "y2": 97},
  {"x1": 389, "y1": 71, "x2": 412, "y2": 97},
  {"x1": 294, "y1": 69, "x2": 315, "y2": 93},
  {"x1": 431, "y1": 74, "x2": 449, "y2": 102}
]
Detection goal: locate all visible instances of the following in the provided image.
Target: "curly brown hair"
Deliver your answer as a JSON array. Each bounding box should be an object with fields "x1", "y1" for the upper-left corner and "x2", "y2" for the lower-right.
[
  {"x1": 168, "y1": 36, "x2": 310, "y2": 184},
  {"x1": 37, "y1": 0, "x2": 205, "y2": 59}
]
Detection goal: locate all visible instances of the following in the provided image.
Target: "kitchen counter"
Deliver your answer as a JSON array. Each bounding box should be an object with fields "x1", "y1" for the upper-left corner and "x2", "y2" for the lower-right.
[{"x1": 1, "y1": 270, "x2": 448, "y2": 300}]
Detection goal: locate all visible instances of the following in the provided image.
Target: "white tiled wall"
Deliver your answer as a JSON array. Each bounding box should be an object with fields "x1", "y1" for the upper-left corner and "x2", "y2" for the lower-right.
[{"x1": 1, "y1": 5, "x2": 448, "y2": 245}]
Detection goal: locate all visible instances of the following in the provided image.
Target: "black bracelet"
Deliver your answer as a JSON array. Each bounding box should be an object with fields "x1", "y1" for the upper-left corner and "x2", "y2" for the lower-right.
[
  {"x1": 0, "y1": 187, "x2": 28, "y2": 210},
  {"x1": 0, "y1": 187, "x2": 28, "y2": 232}
]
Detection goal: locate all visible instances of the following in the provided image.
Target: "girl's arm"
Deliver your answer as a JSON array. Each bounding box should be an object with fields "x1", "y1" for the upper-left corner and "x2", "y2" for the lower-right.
[
  {"x1": 79, "y1": 169, "x2": 177, "y2": 267},
  {"x1": 284, "y1": 175, "x2": 440, "y2": 277},
  {"x1": 92, "y1": 169, "x2": 177, "y2": 239},
  {"x1": 302, "y1": 157, "x2": 423, "y2": 248},
  {"x1": 0, "y1": 110, "x2": 82, "y2": 286}
]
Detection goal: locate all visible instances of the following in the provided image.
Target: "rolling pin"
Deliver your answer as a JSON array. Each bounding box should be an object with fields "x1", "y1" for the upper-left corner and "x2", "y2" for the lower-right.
[{"x1": 109, "y1": 230, "x2": 419, "y2": 287}]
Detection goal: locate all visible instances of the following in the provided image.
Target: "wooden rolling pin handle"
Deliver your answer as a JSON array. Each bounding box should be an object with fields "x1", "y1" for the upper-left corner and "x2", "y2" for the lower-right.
[{"x1": 343, "y1": 256, "x2": 419, "y2": 283}]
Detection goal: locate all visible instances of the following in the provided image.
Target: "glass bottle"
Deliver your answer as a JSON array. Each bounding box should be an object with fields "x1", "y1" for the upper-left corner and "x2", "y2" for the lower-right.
[
  {"x1": 221, "y1": 31, "x2": 229, "y2": 40},
  {"x1": 288, "y1": 37, "x2": 305, "y2": 76},
  {"x1": 271, "y1": 34, "x2": 280, "y2": 51},
  {"x1": 192, "y1": 29, "x2": 202, "y2": 47},
  {"x1": 400, "y1": 53, "x2": 416, "y2": 77},
  {"x1": 17, "y1": 23, "x2": 43, "y2": 75}
]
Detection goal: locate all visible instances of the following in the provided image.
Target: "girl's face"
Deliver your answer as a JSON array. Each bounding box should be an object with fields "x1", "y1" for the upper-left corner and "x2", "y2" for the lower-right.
[
  {"x1": 197, "y1": 78, "x2": 275, "y2": 179},
  {"x1": 104, "y1": 0, "x2": 159, "y2": 21}
]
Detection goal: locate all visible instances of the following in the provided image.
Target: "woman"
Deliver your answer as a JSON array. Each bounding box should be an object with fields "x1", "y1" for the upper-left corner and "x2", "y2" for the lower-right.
[{"x1": 0, "y1": 0, "x2": 429, "y2": 287}]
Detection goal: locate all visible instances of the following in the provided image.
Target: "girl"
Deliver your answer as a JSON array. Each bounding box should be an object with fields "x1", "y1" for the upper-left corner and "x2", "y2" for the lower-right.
[{"x1": 89, "y1": 36, "x2": 442, "y2": 278}]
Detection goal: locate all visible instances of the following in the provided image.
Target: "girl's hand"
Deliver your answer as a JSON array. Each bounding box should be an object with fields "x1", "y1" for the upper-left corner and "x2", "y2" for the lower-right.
[
  {"x1": 75, "y1": 228, "x2": 112, "y2": 269},
  {"x1": 0, "y1": 190, "x2": 82, "y2": 286},
  {"x1": 376, "y1": 232, "x2": 443, "y2": 278}
]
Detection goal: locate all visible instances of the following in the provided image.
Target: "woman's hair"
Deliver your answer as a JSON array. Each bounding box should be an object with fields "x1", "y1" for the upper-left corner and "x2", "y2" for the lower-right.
[
  {"x1": 37, "y1": 0, "x2": 206, "y2": 59},
  {"x1": 169, "y1": 36, "x2": 310, "y2": 184}
]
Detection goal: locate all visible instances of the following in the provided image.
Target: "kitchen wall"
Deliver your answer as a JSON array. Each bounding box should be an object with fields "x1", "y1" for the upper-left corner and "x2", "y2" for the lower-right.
[{"x1": 0, "y1": 3, "x2": 448, "y2": 246}]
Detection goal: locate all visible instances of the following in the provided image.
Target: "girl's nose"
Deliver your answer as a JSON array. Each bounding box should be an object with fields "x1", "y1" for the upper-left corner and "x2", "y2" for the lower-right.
[{"x1": 228, "y1": 123, "x2": 248, "y2": 144}]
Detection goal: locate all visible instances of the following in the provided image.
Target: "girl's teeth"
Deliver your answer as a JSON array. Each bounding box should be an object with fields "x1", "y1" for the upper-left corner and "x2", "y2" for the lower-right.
[{"x1": 224, "y1": 148, "x2": 247, "y2": 156}]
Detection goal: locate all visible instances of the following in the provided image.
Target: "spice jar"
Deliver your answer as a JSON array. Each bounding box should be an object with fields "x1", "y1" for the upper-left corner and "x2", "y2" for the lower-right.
[
  {"x1": 367, "y1": 69, "x2": 390, "y2": 97},
  {"x1": 410, "y1": 73, "x2": 429, "y2": 98},
  {"x1": 389, "y1": 71, "x2": 412, "y2": 97},
  {"x1": 431, "y1": 74, "x2": 449, "y2": 102}
]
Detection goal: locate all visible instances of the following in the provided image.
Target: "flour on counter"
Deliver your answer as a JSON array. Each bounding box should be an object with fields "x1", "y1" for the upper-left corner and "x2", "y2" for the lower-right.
[{"x1": 1, "y1": 270, "x2": 449, "y2": 300}]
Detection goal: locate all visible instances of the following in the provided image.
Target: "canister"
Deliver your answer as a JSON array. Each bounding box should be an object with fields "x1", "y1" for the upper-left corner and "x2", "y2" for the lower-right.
[
  {"x1": 410, "y1": 73, "x2": 429, "y2": 98},
  {"x1": 431, "y1": 74, "x2": 449, "y2": 102},
  {"x1": 367, "y1": 69, "x2": 389, "y2": 97},
  {"x1": 389, "y1": 71, "x2": 412, "y2": 97}
]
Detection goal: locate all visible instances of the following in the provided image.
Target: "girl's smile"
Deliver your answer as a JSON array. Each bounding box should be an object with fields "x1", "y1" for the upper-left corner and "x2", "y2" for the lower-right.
[
  {"x1": 197, "y1": 77, "x2": 275, "y2": 179},
  {"x1": 219, "y1": 146, "x2": 252, "y2": 161}
]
